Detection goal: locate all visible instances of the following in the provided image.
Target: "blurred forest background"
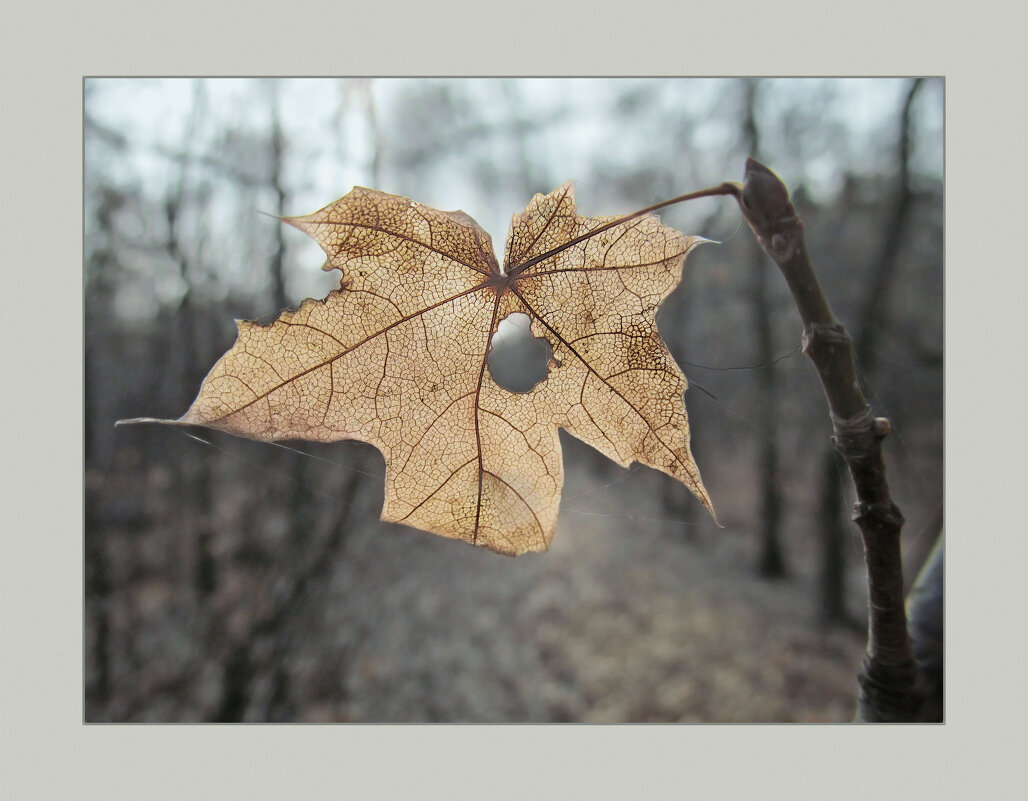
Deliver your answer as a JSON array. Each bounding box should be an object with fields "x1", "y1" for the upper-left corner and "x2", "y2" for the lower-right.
[{"x1": 85, "y1": 77, "x2": 943, "y2": 722}]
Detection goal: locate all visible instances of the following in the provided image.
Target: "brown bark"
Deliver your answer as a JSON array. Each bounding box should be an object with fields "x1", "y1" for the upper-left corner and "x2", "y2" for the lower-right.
[
  {"x1": 729, "y1": 159, "x2": 920, "y2": 721},
  {"x1": 818, "y1": 79, "x2": 925, "y2": 627}
]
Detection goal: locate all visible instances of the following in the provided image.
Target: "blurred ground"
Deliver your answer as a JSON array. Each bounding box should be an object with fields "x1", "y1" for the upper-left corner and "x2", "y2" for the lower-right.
[{"x1": 87, "y1": 432, "x2": 868, "y2": 723}]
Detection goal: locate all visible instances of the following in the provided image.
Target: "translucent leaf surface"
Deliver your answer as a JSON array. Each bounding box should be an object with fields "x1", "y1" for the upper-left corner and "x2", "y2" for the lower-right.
[{"x1": 149, "y1": 183, "x2": 713, "y2": 554}]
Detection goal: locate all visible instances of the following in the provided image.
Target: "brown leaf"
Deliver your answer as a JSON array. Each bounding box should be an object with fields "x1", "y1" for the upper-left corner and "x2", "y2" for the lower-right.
[{"x1": 144, "y1": 183, "x2": 713, "y2": 555}]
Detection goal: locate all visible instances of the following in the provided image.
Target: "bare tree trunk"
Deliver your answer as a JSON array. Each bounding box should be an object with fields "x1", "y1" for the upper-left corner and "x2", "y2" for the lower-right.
[
  {"x1": 856, "y1": 78, "x2": 923, "y2": 372},
  {"x1": 212, "y1": 462, "x2": 365, "y2": 722},
  {"x1": 85, "y1": 327, "x2": 112, "y2": 707},
  {"x1": 502, "y1": 79, "x2": 545, "y2": 198},
  {"x1": 267, "y1": 82, "x2": 289, "y2": 312},
  {"x1": 159, "y1": 80, "x2": 217, "y2": 598},
  {"x1": 740, "y1": 79, "x2": 786, "y2": 578},
  {"x1": 817, "y1": 78, "x2": 924, "y2": 625},
  {"x1": 85, "y1": 205, "x2": 120, "y2": 711},
  {"x1": 213, "y1": 79, "x2": 385, "y2": 721},
  {"x1": 753, "y1": 251, "x2": 785, "y2": 577}
]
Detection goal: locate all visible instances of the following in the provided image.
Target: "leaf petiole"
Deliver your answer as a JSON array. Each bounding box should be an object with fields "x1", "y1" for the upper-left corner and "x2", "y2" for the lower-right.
[{"x1": 507, "y1": 182, "x2": 740, "y2": 276}]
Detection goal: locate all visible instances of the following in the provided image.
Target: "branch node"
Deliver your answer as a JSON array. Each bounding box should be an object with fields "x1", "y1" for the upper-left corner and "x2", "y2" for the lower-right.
[
  {"x1": 873, "y1": 417, "x2": 892, "y2": 438},
  {"x1": 852, "y1": 500, "x2": 906, "y2": 531},
  {"x1": 830, "y1": 406, "x2": 876, "y2": 461},
  {"x1": 802, "y1": 322, "x2": 851, "y2": 355}
]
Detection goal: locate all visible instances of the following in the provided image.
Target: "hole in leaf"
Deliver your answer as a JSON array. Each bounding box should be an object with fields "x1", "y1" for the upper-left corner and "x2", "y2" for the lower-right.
[{"x1": 487, "y1": 312, "x2": 553, "y2": 393}]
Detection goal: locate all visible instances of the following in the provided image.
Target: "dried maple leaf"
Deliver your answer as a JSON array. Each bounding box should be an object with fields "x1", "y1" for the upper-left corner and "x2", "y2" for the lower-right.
[{"x1": 132, "y1": 183, "x2": 715, "y2": 555}]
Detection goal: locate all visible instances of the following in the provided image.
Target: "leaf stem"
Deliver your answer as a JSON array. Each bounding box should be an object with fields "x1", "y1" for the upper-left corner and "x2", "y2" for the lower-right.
[{"x1": 507, "y1": 183, "x2": 740, "y2": 276}]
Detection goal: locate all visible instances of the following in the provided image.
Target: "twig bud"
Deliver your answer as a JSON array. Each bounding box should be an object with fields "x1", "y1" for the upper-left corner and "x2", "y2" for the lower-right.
[{"x1": 742, "y1": 158, "x2": 795, "y2": 230}]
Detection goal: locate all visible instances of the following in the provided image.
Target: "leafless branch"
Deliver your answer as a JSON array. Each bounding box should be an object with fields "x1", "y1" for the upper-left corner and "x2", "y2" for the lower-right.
[{"x1": 729, "y1": 159, "x2": 922, "y2": 721}]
